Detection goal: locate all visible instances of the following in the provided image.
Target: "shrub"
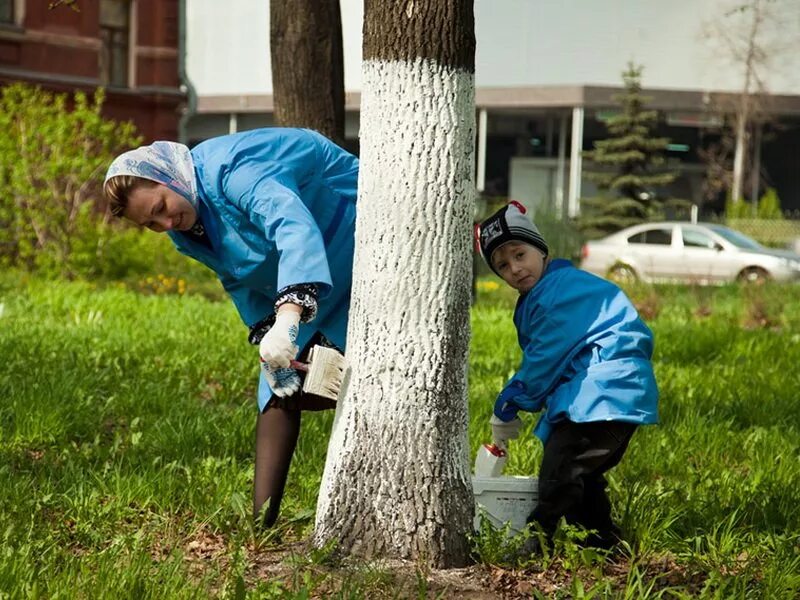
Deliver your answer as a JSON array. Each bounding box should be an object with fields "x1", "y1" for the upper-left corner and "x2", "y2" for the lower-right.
[
  {"x1": 725, "y1": 188, "x2": 783, "y2": 221},
  {"x1": 534, "y1": 210, "x2": 585, "y2": 263},
  {"x1": 0, "y1": 83, "x2": 142, "y2": 277},
  {"x1": 756, "y1": 188, "x2": 782, "y2": 220}
]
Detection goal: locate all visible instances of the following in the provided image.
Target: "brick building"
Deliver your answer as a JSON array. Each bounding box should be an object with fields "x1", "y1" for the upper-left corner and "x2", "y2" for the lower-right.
[{"x1": 0, "y1": 0, "x2": 185, "y2": 142}]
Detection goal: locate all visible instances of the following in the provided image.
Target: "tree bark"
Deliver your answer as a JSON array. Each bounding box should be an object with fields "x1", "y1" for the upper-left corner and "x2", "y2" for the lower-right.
[
  {"x1": 314, "y1": 0, "x2": 476, "y2": 568},
  {"x1": 270, "y1": 0, "x2": 345, "y2": 144}
]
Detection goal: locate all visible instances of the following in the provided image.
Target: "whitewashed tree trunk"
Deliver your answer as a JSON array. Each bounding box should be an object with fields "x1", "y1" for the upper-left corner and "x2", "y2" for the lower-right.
[{"x1": 314, "y1": 0, "x2": 476, "y2": 568}]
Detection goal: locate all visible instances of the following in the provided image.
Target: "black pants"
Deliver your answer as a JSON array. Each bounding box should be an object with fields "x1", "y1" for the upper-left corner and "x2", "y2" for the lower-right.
[{"x1": 528, "y1": 420, "x2": 636, "y2": 548}]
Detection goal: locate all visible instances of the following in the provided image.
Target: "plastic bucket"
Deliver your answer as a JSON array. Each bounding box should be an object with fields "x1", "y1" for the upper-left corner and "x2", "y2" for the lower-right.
[{"x1": 472, "y1": 475, "x2": 538, "y2": 535}]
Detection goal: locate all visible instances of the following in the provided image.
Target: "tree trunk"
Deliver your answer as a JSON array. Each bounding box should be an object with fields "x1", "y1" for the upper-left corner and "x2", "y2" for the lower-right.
[
  {"x1": 731, "y1": 111, "x2": 748, "y2": 203},
  {"x1": 730, "y1": 0, "x2": 763, "y2": 204},
  {"x1": 314, "y1": 0, "x2": 476, "y2": 568},
  {"x1": 270, "y1": 0, "x2": 345, "y2": 144}
]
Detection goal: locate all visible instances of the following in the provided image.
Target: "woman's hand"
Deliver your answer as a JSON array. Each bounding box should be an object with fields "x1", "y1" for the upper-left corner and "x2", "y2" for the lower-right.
[
  {"x1": 261, "y1": 363, "x2": 302, "y2": 398},
  {"x1": 259, "y1": 305, "x2": 301, "y2": 369}
]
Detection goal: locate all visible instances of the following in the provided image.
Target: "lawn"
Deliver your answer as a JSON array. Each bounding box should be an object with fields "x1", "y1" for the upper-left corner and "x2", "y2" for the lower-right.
[{"x1": 1, "y1": 274, "x2": 799, "y2": 598}]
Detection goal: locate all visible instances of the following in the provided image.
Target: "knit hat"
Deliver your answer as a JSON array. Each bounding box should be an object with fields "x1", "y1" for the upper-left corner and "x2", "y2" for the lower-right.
[{"x1": 475, "y1": 201, "x2": 549, "y2": 273}]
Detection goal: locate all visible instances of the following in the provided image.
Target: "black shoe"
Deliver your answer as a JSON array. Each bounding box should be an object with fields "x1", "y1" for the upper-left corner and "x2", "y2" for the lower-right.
[{"x1": 584, "y1": 525, "x2": 622, "y2": 550}]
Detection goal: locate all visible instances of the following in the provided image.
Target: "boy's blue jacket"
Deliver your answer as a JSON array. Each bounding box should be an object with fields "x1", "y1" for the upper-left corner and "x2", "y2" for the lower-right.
[
  {"x1": 166, "y1": 128, "x2": 358, "y2": 411},
  {"x1": 501, "y1": 259, "x2": 659, "y2": 442}
]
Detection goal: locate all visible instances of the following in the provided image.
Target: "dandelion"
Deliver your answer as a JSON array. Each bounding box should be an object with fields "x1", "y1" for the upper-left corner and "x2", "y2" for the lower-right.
[{"x1": 477, "y1": 280, "x2": 501, "y2": 293}]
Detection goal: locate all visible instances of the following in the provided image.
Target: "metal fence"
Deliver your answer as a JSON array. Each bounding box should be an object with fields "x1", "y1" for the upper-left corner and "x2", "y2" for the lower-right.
[{"x1": 716, "y1": 212, "x2": 800, "y2": 250}]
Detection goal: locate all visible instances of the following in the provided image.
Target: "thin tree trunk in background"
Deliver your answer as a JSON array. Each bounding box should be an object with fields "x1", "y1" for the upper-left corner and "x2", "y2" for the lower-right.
[
  {"x1": 270, "y1": 0, "x2": 345, "y2": 144},
  {"x1": 314, "y1": 0, "x2": 476, "y2": 568},
  {"x1": 730, "y1": 0, "x2": 763, "y2": 204},
  {"x1": 731, "y1": 108, "x2": 748, "y2": 203}
]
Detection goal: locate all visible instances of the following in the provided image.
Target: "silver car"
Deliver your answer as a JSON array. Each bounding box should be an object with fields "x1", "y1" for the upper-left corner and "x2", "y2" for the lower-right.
[{"x1": 580, "y1": 222, "x2": 800, "y2": 284}]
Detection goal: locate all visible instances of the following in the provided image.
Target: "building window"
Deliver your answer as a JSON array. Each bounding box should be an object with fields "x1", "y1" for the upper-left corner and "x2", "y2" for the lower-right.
[
  {"x1": 99, "y1": 0, "x2": 130, "y2": 87},
  {"x1": 0, "y1": 0, "x2": 14, "y2": 25}
]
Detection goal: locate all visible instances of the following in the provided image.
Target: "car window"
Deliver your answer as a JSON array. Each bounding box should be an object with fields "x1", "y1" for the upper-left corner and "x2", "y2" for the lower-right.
[
  {"x1": 707, "y1": 225, "x2": 762, "y2": 250},
  {"x1": 683, "y1": 229, "x2": 718, "y2": 250},
  {"x1": 628, "y1": 228, "x2": 673, "y2": 245}
]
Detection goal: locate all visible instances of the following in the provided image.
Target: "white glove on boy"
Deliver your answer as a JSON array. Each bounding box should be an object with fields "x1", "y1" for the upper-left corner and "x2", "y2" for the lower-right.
[{"x1": 490, "y1": 414, "x2": 523, "y2": 451}]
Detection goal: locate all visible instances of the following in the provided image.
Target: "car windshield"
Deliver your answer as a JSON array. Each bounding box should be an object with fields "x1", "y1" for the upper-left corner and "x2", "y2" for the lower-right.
[{"x1": 707, "y1": 225, "x2": 762, "y2": 250}]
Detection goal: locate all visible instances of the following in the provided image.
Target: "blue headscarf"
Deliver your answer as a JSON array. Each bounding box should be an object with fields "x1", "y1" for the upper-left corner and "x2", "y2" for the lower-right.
[{"x1": 104, "y1": 141, "x2": 199, "y2": 210}]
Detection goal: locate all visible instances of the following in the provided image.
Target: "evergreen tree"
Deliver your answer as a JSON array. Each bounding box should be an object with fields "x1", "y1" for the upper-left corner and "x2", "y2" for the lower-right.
[{"x1": 578, "y1": 63, "x2": 678, "y2": 237}]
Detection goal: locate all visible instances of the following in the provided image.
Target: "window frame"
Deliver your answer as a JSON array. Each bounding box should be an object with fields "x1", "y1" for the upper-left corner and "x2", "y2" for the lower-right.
[
  {"x1": 0, "y1": 0, "x2": 15, "y2": 26},
  {"x1": 99, "y1": 0, "x2": 133, "y2": 88}
]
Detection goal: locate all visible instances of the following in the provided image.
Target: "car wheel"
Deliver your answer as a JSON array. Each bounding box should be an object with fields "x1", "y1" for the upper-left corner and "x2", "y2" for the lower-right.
[
  {"x1": 607, "y1": 264, "x2": 638, "y2": 283},
  {"x1": 737, "y1": 267, "x2": 770, "y2": 285}
]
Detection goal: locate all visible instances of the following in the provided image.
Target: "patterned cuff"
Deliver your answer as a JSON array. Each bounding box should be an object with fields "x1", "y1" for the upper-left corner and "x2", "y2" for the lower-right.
[
  {"x1": 248, "y1": 314, "x2": 276, "y2": 345},
  {"x1": 274, "y1": 283, "x2": 319, "y2": 323}
]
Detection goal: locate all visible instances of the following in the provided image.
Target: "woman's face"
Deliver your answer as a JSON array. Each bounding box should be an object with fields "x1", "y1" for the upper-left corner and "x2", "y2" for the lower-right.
[{"x1": 124, "y1": 183, "x2": 197, "y2": 233}]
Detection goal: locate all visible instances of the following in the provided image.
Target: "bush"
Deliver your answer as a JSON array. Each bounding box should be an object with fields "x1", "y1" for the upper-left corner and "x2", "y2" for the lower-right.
[
  {"x1": 534, "y1": 210, "x2": 585, "y2": 262},
  {"x1": 756, "y1": 187, "x2": 783, "y2": 220},
  {"x1": 0, "y1": 83, "x2": 142, "y2": 277},
  {"x1": 68, "y1": 218, "x2": 216, "y2": 284},
  {"x1": 725, "y1": 187, "x2": 784, "y2": 221}
]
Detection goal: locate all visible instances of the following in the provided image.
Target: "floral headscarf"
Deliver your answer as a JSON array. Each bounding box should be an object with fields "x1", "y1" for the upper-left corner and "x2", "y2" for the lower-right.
[{"x1": 104, "y1": 141, "x2": 199, "y2": 210}]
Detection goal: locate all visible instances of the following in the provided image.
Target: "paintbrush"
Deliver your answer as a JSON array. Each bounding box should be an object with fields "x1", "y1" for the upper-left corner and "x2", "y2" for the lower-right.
[{"x1": 290, "y1": 345, "x2": 350, "y2": 402}]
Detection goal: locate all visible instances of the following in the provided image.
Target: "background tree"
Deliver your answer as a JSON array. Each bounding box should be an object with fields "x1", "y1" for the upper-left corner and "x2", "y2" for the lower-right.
[
  {"x1": 577, "y1": 64, "x2": 677, "y2": 238},
  {"x1": 700, "y1": 0, "x2": 800, "y2": 208},
  {"x1": 314, "y1": 0, "x2": 476, "y2": 568},
  {"x1": 270, "y1": 0, "x2": 345, "y2": 144}
]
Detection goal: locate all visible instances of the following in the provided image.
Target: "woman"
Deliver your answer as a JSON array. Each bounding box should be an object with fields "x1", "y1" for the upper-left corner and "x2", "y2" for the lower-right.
[{"x1": 104, "y1": 127, "x2": 358, "y2": 527}]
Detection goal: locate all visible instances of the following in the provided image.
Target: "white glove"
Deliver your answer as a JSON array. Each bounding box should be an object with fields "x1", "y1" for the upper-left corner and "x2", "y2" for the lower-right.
[
  {"x1": 261, "y1": 362, "x2": 302, "y2": 398},
  {"x1": 259, "y1": 311, "x2": 300, "y2": 369},
  {"x1": 490, "y1": 414, "x2": 523, "y2": 451}
]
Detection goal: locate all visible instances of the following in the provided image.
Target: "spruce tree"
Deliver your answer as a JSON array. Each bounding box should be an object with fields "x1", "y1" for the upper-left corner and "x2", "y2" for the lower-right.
[{"x1": 578, "y1": 63, "x2": 677, "y2": 238}]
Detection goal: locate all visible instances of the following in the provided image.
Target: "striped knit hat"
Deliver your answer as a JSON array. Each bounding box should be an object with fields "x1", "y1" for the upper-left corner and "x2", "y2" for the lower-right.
[{"x1": 475, "y1": 201, "x2": 549, "y2": 273}]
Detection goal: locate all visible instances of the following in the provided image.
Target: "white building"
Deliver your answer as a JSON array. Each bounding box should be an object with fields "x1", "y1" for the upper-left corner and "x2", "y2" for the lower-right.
[{"x1": 186, "y1": 0, "x2": 800, "y2": 213}]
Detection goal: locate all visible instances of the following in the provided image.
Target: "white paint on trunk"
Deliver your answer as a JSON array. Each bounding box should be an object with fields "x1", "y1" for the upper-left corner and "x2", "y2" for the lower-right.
[{"x1": 315, "y1": 57, "x2": 476, "y2": 567}]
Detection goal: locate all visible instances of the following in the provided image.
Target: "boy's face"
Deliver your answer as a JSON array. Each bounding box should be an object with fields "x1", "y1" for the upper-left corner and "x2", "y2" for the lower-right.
[
  {"x1": 124, "y1": 184, "x2": 197, "y2": 233},
  {"x1": 490, "y1": 241, "x2": 546, "y2": 293}
]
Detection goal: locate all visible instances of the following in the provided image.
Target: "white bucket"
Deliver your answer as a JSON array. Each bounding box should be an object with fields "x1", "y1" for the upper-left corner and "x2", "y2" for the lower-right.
[{"x1": 472, "y1": 475, "x2": 538, "y2": 535}]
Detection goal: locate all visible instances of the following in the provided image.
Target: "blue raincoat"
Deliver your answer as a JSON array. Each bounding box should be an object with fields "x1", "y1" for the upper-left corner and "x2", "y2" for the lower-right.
[
  {"x1": 166, "y1": 128, "x2": 358, "y2": 411},
  {"x1": 504, "y1": 259, "x2": 659, "y2": 443}
]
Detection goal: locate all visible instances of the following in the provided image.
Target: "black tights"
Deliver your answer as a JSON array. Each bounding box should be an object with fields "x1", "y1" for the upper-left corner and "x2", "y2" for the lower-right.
[{"x1": 253, "y1": 406, "x2": 301, "y2": 528}]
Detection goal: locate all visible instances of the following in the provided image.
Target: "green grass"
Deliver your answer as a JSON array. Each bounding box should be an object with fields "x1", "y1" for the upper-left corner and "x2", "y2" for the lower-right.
[{"x1": 1, "y1": 274, "x2": 799, "y2": 598}]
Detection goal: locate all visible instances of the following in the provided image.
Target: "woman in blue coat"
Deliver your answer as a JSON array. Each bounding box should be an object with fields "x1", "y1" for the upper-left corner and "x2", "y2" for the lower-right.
[{"x1": 104, "y1": 128, "x2": 358, "y2": 527}]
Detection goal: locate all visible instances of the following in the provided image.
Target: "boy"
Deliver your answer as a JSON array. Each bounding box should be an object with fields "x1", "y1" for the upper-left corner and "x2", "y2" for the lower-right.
[{"x1": 475, "y1": 201, "x2": 659, "y2": 549}]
